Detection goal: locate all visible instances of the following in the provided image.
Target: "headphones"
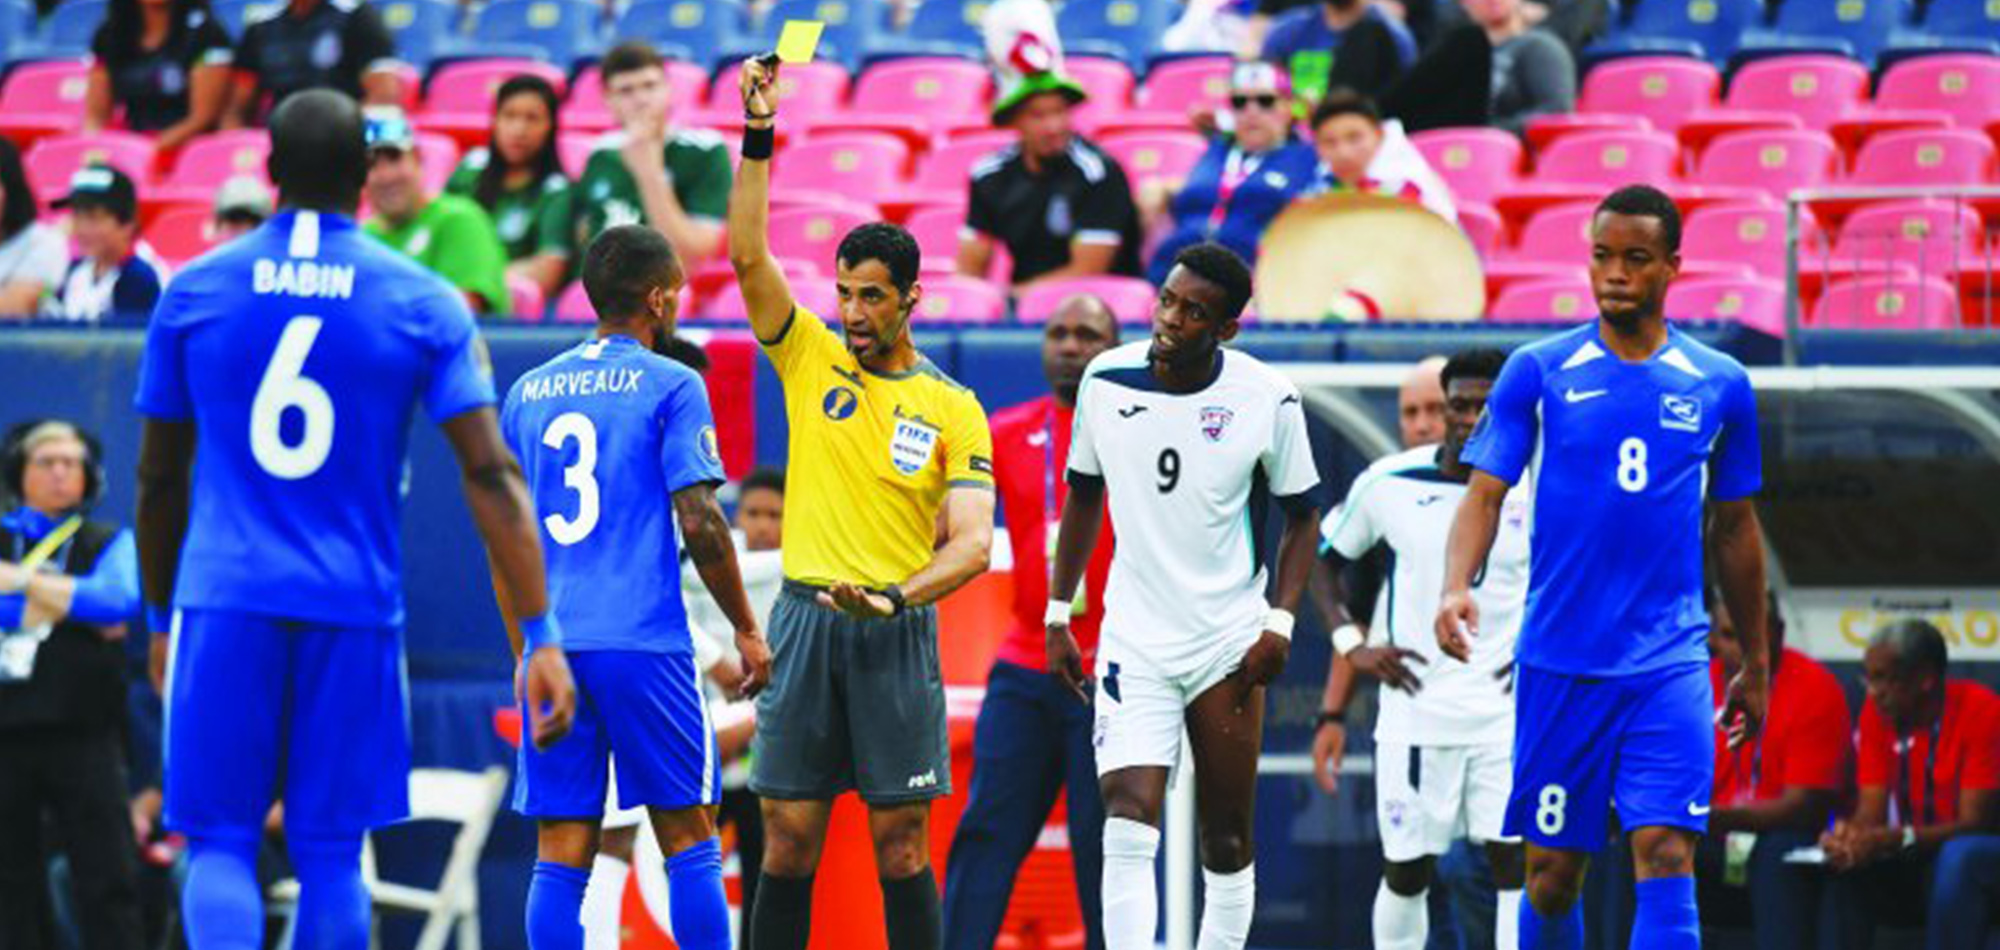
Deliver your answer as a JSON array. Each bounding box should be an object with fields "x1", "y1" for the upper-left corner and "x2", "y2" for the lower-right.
[{"x1": 1, "y1": 419, "x2": 106, "y2": 512}]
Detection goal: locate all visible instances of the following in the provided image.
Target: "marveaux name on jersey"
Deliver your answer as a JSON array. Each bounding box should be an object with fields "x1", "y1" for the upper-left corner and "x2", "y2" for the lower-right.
[
  {"x1": 518, "y1": 367, "x2": 643, "y2": 403},
  {"x1": 253, "y1": 259, "x2": 356, "y2": 299}
]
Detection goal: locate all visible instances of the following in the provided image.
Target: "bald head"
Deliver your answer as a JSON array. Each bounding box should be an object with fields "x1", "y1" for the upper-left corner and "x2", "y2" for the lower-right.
[
  {"x1": 1399, "y1": 355, "x2": 1447, "y2": 447},
  {"x1": 267, "y1": 89, "x2": 367, "y2": 213},
  {"x1": 1044, "y1": 294, "x2": 1120, "y2": 404}
]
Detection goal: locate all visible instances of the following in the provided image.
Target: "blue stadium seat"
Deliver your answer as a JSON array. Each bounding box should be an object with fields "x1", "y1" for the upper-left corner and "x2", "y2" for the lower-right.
[
  {"x1": 472, "y1": 0, "x2": 603, "y2": 70},
  {"x1": 1055, "y1": 0, "x2": 1168, "y2": 65},
  {"x1": 374, "y1": 0, "x2": 460, "y2": 70},
  {"x1": 1599, "y1": 0, "x2": 1766, "y2": 64},
  {"x1": 1921, "y1": 0, "x2": 2000, "y2": 36},
  {"x1": 905, "y1": 0, "x2": 986, "y2": 50},
  {"x1": 0, "y1": 0, "x2": 30, "y2": 59},
  {"x1": 614, "y1": 0, "x2": 744, "y2": 63},
  {"x1": 753, "y1": 0, "x2": 883, "y2": 70},
  {"x1": 1737, "y1": 0, "x2": 1911, "y2": 67},
  {"x1": 38, "y1": 0, "x2": 105, "y2": 56}
]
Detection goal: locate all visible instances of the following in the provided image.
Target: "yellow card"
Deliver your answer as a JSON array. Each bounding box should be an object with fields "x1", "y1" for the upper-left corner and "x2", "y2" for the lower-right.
[{"x1": 775, "y1": 19, "x2": 824, "y2": 64}]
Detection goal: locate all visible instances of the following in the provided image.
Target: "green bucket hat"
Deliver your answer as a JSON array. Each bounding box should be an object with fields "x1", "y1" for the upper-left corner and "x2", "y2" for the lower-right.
[{"x1": 991, "y1": 69, "x2": 1088, "y2": 126}]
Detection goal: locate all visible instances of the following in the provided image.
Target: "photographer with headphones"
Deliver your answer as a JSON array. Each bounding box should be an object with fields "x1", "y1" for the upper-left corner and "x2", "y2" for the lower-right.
[{"x1": 0, "y1": 418, "x2": 144, "y2": 950}]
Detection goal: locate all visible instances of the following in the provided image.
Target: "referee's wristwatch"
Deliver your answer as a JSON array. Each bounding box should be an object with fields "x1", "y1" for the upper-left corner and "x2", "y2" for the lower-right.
[{"x1": 881, "y1": 584, "x2": 908, "y2": 617}]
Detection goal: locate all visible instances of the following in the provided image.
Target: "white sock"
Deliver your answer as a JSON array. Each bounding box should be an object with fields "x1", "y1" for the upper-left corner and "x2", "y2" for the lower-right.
[
  {"x1": 1496, "y1": 888, "x2": 1523, "y2": 950},
  {"x1": 1101, "y1": 817, "x2": 1161, "y2": 950},
  {"x1": 1194, "y1": 864, "x2": 1256, "y2": 950},
  {"x1": 1372, "y1": 880, "x2": 1429, "y2": 950},
  {"x1": 581, "y1": 853, "x2": 630, "y2": 950}
]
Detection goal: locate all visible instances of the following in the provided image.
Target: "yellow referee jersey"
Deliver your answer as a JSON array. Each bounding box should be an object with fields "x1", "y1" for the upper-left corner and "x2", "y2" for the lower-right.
[{"x1": 762, "y1": 306, "x2": 994, "y2": 589}]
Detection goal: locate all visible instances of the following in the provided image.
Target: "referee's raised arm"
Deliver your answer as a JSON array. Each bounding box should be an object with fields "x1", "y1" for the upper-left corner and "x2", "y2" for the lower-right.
[{"x1": 727, "y1": 57, "x2": 797, "y2": 344}]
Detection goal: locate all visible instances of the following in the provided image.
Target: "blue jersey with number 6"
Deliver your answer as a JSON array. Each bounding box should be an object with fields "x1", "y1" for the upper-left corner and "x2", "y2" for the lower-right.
[
  {"x1": 1462, "y1": 323, "x2": 1761, "y2": 677},
  {"x1": 501, "y1": 334, "x2": 724, "y2": 655},
  {"x1": 134, "y1": 211, "x2": 496, "y2": 627}
]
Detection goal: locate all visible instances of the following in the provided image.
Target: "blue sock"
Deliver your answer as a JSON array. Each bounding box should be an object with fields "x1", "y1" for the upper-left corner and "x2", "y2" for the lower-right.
[
  {"x1": 291, "y1": 831, "x2": 370, "y2": 950},
  {"x1": 528, "y1": 861, "x2": 590, "y2": 950},
  {"x1": 184, "y1": 832, "x2": 264, "y2": 950},
  {"x1": 1631, "y1": 876, "x2": 1699, "y2": 950},
  {"x1": 1520, "y1": 895, "x2": 1583, "y2": 950},
  {"x1": 666, "y1": 838, "x2": 732, "y2": 950}
]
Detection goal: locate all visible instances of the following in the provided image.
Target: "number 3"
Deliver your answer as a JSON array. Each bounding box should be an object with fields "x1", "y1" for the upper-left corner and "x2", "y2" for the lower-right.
[
  {"x1": 541, "y1": 412, "x2": 599, "y2": 545},
  {"x1": 1616, "y1": 437, "x2": 1648, "y2": 493}
]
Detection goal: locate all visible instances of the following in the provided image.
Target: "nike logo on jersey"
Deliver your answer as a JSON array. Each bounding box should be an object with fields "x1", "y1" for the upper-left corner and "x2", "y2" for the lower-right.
[
  {"x1": 1416, "y1": 494, "x2": 1444, "y2": 506},
  {"x1": 1118, "y1": 405, "x2": 1149, "y2": 418},
  {"x1": 1687, "y1": 802, "x2": 1712, "y2": 817},
  {"x1": 1564, "y1": 388, "x2": 1609, "y2": 403}
]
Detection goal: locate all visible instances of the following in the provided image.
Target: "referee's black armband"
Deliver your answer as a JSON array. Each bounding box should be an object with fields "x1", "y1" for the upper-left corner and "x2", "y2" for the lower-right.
[
  {"x1": 1274, "y1": 489, "x2": 1320, "y2": 519},
  {"x1": 1065, "y1": 470, "x2": 1105, "y2": 493}
]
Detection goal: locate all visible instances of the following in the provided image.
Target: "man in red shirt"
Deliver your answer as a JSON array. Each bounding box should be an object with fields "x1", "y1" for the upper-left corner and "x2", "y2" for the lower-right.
[
  {"x1": 1696, "y1": 589, "x2": 1849, "y2": 950},
  {"x1": 942, "y1": 295, "x2": 1119, "y2": 950},
  {"x1": 1821, "y1": 618, "x2": 2000, "y2": 950}
]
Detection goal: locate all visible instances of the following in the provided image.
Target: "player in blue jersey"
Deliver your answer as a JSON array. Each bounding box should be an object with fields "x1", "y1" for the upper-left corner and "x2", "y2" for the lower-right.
[
  {"x1": 133, "y1": 90, "x2": 577, "y2": 950},
  {"x1": 1435, "y1": 185, "x2": 1771, "y2": 950},
  {"x1": 501, "y1": 224, "x2": 773, "y2": 950}
]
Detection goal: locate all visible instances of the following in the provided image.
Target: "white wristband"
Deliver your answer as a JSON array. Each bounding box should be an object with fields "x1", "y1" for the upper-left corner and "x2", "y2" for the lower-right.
[
  {"x1": 1331, "y1": 623, "x2": 1365, "y2": 657},
  {"x1": 1045, "y1": 599, "x2": 1073, "y2": 627},
  {"x1": 1264, "y1": 608, "x2": 1295, "y2": 641}
]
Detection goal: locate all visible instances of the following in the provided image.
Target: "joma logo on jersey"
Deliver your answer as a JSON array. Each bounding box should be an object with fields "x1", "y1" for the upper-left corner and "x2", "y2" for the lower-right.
[
  {"x1": 1200, "y1": 406, "x2": 1235, "y2": 442},
  {"x1": 1660, "y1": 394, "x2": 1702, "y2": 433},
  {"x1": 906, "y1": 769, "x2": 938, "y2": 790}
]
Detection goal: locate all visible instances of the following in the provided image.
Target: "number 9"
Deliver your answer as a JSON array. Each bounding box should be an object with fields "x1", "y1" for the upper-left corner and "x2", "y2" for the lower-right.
[{"x1": 1157, "y1": 448, "x2": 1180, "y2": 494}]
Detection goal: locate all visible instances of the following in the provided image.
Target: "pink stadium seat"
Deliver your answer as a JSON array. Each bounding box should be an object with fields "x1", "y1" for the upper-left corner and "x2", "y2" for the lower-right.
[
  {"x1": 1507, "y1": 202, "x2": 1598, "y2": 264},
  {"x1": 1458, "y1": 202, "x2": 1503, "y2": 260},
  {"x1": 416, "y1": 132, "x2": 461, "y2": 195},
  {"x1": 1410, "y1": 127, "x2": 1522, "y2": 205},
  {"x1": 701, "y1": 277, "x2": 838, "y2": 322},
  {"x1": 1826, "y1": 200, "x2": 1984, "y2": 270},
  {"x1": 1723, "y1": 55, "x2": 1870, "y2": 130},
  {"x1": 1683, "y1": 202, "x2": 1817, "y2": 278},
  {"x1": 910, "y1": 138, "x2": 1009, "y2": 206},
  {"x1": 1665, "y1": 276, "x2": 1787, "y2": 336},
  {"x1": 1067, "y1": 56, "x2": 1138, "y2": 132},
  {"x1": 24, "y1": 132, "x2": 156, "y2": 207},
  {"x1": 1694, "y1": 129, "x2": 1840, "y2": 201},
  {"x1": 506, "y1": 271, "x2": 545, "y2": 320},
  {"x1": 1531, "y1": 129, "x2": 1683, "y2": 186},
  {"x1": 151, "y1": 130, "x2": 271, "y2": 207},
  {"x1": 0, "y1": 60, "x2": 91, "y2": 146},
  {"x1": 848, "y1": 58, "x2": 990, "y2": 135},
  {"x1": 1578, "y1": 57, "x2": 1721, "y2": 132},
  {"x1": 1099, "y1": 131, "x2": 1207, "y2": 194},
  {"x1": 1875, "y1": 55, "x2": 2000, "y2": 132},
  {"x1": 911, "y1": 273, "x2": 1007, "y2": 323},
  {"x1": 1016, "y1": 276, "x2": 1158, "y2": 325},
  {"x1": 1849, "y1": 128, "x2": 1997, "y2": 187},
  {"x1": 1136, "y1": 56, "x2": 1232, "y2": 117},
  {"x1": 767, "y1": 205, "x2": 873, "y2": 269},
  {"x1": 421, "y1": 60, "x2": 566, "y2": 150},
  {"x1": 1673, "y1": 109, "x2": 1803, "y2": 155},
  {"x1": 905, "y1": 203, "x2": 969, "y2": 274},
  {"x1": 142, "y1": 205, "x2": 218, "y2": 267},
  {"x1": 552, "y1": 280, "x2": 594, "y2": 322},
  {"x1": 1829, "y1": 109, "x2": 1954, "y2": 163},
  {"x1": 1487, "y1": 276, "x2": 1596, "y2": 322},
  {"x1": 709, "y1": 60, "x2": 851, "y2": 116},
  {"x1": 1810, "y1": 275, "x2": 1961, "y2": 329},
  {"x1": 771, "y1": 132, "x2": 911, "y2": 207},
  {"x1": 1522, "y1": 112, "x2": 1652, "y2": 154},
  {"x1": 556, "y1": 130, "x2": 594, "y2": 177}
]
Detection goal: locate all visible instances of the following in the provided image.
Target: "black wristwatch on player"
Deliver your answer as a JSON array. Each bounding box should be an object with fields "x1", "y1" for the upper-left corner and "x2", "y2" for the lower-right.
[{"x1": 1314, "y1": 710, "x2": 1345, "y2": 730}]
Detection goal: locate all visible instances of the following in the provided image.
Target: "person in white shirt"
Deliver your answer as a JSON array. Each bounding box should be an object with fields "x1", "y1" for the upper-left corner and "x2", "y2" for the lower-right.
[
  {"x1": 1048, "y1": 242, "x2": 1322, "y2": 950},
  {"x1": 46, "y1": 167, "x2": 166, "y2": 322},
  {"x1": 1312, "y1": 348, "x2": 1529, "y2": 950},
  {"x1": 0, "y1": 140, "x2": 68, "y2": 317}
]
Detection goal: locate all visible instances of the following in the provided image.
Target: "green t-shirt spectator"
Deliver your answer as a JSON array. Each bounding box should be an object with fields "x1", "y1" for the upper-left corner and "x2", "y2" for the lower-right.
[
  {"x1": 571, "y1": 128, "x2": 732, "y2": 251},
  {"x1": 444, "y1": 148, "x2": 574, "y2": 263},
  {"x1": 365, "y1": 194, "x2": 512, "y2": 315}
]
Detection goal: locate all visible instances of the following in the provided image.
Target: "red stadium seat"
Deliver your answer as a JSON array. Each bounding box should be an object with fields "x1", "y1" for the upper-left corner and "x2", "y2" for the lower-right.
[
  {"x1": 767, "y1": 205, "x2": 872, "y2": 270},
  {"x1": 1531, "y1": 129, "x2": 1683, "y2": 186},
  {"x1": 142, "y1": 205, "x2": 218, "y2": 268},
  {"x1": 1486, "y1": 276, "x2": 1596, "y2": 322},
  {"x1": 1066, "y1": 55, "x2": 1138, "y2": 133},
  {"x1": 1828, "y1": 108, "x2": 1954, "y2": 164},
  {"x1": 0, "y1": 60, "x2": 91, "y2": 147},
  {"x1": 1578, "y1": 57, "x2": 1720, "y2": 132},
  {"x1": 1848, "y1": 128, "x2": 1996, "y2": 187},
  {"x1": 1810, "y1": 274, "x2": 1961, "y2": 329},
  {"x1": 1673, "y1": 109, "x2": 1803, "y2": 155},
  {"x1": 1016, "y1": 276, "x2": 1157, "y2": 325},
  {"x1": 24, "y1": 132, "x2": 156, "y2": 207},
  {"x1": 911, "y1": 273, "x2": 1007, "y2": 323},
  {"x1": 1410, "y1": 127, "x2": 1522, "y2": 205},
  {"x1": 1722, "y1": 55, "x2": 1870, "y2": 130},
  {"x1": 1694, "y1": 129, "x2": 1840, "y2": 201},
  {"x1": 152, "y1": 130, "x2": 271, "y2": 208},
  {"x1": 1665, "y1": 276, "x2": 1787, "y2": 336},
  {"x1": 1099, "y1": 131, "x2": 1206, "y2": 196},
  {"x1": 1875, "y1": 55, "x2": 2000, "y2": 132},
  {"x1": 1136, "y1": 56, "x2": 1231, "y2": 117},
  {"x1": 1683, "y1": 201, "x2": 1818, "y2": 278},
  {"x1": 421, "y1": 59, "x2": 566, "y2": 151},
  {"x1": 771, "y1": 132, "x2": 911, "y2": 208},
  {"x1": 1522, "y1": 112, "x2": 1652, "y2": 155},
  {"x1": 1507, "y1": 202, "x2": 1597, "y2": 264}
]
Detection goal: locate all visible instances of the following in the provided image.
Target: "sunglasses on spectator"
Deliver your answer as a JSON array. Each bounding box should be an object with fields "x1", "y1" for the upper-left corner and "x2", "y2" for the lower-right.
[{"x1": 1230, "y1": 93, "x2": 1282, "y2": 110}]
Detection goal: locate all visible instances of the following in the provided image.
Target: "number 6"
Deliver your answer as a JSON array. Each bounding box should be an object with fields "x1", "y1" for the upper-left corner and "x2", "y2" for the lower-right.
[{"x1": 250, "y1": 317, "x2": 335, "y2": 480}]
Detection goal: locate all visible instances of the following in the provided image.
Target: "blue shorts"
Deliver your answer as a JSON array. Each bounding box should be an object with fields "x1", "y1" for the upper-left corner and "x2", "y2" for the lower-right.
[
  {"x1": 163, "y1": 609, "x2": 411, "y2": 837},
  {"x1": 1506, "y1": 661, "x2": 1714, "y2": 851},
  {"x1": 513, "y1": 649, "x2": 716, "y2": 818}
]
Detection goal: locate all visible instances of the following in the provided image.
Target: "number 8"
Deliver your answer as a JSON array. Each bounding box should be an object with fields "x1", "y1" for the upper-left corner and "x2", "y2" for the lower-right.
[
  {"x1": 1616, "y1": 437, "x2": 1648, "y2": 493},
  {"x1": 1536, "y1": 784, "x2": 1567, "y2": 836}
]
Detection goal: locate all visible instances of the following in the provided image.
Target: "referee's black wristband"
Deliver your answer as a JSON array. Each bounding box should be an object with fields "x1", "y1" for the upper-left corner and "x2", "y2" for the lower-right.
[
  {"x1": 741, "y1": 125, "x2": 775, "y2": 161},
  {"x1": 1314, "y1": 710, "x2": 1345, "y2": 730}
]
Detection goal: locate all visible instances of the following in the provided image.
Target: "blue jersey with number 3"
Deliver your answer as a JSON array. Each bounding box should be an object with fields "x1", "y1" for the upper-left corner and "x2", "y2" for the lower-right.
[
  {"x1": 1463, "y1": 324, "x2": 1761, "y2": 676},
  {"x1": 501, "y1": 335, "x2": 724, "y2": 655},
  {"x1": 134, "y1": 211, "x2": 496, "y2": 627}
]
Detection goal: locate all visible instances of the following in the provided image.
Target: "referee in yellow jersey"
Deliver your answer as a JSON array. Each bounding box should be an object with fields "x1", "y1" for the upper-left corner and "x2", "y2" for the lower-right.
[{"x1": 729, "y1": 58, "x2": 997, "y2": 950}]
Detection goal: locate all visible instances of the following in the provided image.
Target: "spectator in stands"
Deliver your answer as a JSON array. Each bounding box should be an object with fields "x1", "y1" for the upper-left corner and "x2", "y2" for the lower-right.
[
  {"x1": 1142, "y1": 62, "x2": 1317, "y2": 285},
  {"x1": 960, "y1": 65, "x2": 1142, "y2": 289},
  {"x1": 83, "y1": 0, "x2": 233, "y2": 151},
  {"x1": 1822, "y1": 618, "x2": 2000, "y2": 949},
  {"x1": 571, "y1": 41, "x2": 729, "y2": 269},
  {"x1": 223, "y1": 0, "x2": 402, "y2": 127},
  {"x1": 1699, "y1": 588, "x2": 1847, "y2": 950},
  {"x1": 360, "y1": 108, "x2": 511, "y2": 315},
  {"x1": 1459, "y1": 0, "x2": 1573, "y2": 136},
  {"x1": 0, "y1": 140, "x2": 69, "y2": 318},
  {"x1": 446, "y1": 74, "x2": 574, "y2": 300},
  {"x1": 210, "y1": 175, "x2": 273, "y2": 242},
  {"x1": 46, "y1": 167, "x2": 165, "y2": 322},
  {"x1": 1306, "y1": 90, "x2": 1459, "y2": 224},
  {"x1": 1260, "y1": 0, "x2": 1417, "y2": 105},
  {"x1": 0, "y1": 419, "x2": 144, "y2": 950}
]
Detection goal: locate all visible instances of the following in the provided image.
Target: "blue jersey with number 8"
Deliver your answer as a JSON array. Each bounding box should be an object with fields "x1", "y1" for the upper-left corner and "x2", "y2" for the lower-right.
[
  {"x1": 134, "y1": 211, "x2": 496, "y2": 628},
  {"x1": 1462, "y1": 323, "x2": 1761, "y2": 677}
]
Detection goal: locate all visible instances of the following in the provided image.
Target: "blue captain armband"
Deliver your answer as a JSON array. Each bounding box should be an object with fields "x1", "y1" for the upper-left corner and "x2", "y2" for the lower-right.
[{"x1": 520, "y1": 613, "x2": 564, "y2": 653}]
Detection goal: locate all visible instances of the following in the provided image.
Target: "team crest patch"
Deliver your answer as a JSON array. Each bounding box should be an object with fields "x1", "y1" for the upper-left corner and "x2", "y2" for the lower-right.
[
  {"x1": 1660, "y1": 394, "x2": 1702, "y2": 433},
  {"x1": 890, "y1": 418, "x2": 941, "y2": 475},
  {"x1": 822, "y1": 386, "x2": 858, "y2": 420},
  {"x1": 699, "y1": 426, "x2": 720, "y2": 465},
  {"x1": 1200, "y1": 406, "x2": 1234, "y2": 442}
]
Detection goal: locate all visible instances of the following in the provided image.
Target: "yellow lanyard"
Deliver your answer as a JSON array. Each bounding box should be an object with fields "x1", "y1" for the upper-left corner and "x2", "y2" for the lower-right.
[{"x1": 18, "y1": 516, "x2": 83, "y2": 573}]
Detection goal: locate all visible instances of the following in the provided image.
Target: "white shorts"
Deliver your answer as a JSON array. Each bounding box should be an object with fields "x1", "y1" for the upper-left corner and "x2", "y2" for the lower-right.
[
  {"x1": 1091, "y1": 627, "x2": 1259, "y2": 778},
  {"x1": 1375, "y1": 741, "x2": 1517, "y2": 863}
]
